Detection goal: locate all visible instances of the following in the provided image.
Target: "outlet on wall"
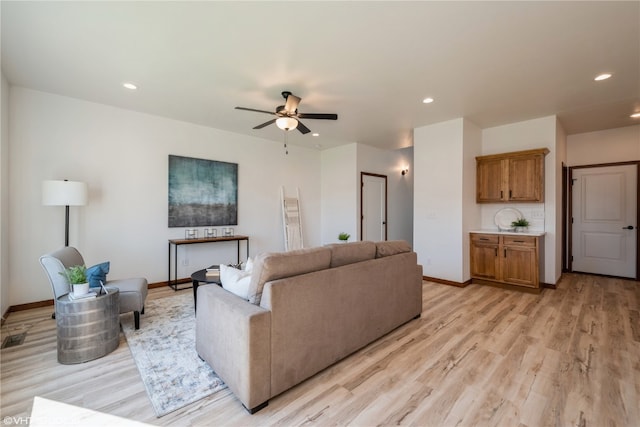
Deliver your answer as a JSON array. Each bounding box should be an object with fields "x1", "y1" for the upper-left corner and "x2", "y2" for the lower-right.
[
  {"x1": 531, "y1": 210, "x2": 545, "y2": 219},
  {"x1": 181, "y1": 259, "x2": 189, "y2": 267}
]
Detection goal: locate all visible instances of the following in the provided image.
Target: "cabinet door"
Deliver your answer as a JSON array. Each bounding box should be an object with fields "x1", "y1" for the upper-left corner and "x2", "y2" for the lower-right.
[
  {"x1": 501, "y1": 245, "x2": 538, "y2": 287},
  {"x1": 508, "y1": 155, "x2": 543, "y2": 202},
  {"x1": 471, "y1": 243, "x2": 499, "y2": 280},
  {"x1": 477, "y1": 158, "x2": 505, "y2": 203}
]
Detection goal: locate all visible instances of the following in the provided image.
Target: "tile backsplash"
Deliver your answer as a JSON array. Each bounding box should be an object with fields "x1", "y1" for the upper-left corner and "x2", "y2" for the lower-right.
[{"x1": 479, "y1": 203, "x2": 545, "y2": 232}]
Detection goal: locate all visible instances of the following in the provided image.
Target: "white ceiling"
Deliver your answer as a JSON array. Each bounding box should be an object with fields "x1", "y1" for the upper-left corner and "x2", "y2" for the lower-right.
[{"x1": 2, "y1": 1, "x2": 639, "y2": 150}]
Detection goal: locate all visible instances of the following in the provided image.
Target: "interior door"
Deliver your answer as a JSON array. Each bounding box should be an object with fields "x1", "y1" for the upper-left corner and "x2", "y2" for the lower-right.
[
  {"x1": 361, "y1": 173, "x2": 387, "y2": 241},
  {"x1": 571, "y1": 164, "x2": 637, "y2": 278}
]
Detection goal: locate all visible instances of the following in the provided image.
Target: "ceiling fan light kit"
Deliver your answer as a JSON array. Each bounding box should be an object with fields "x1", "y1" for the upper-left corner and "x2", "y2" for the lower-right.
[
  {"x1": 276, "y1": 116, "x2": 298, "y2": 131},
  {"x1": 235, "y1": 91, "x2": 338, "y2": 135}
]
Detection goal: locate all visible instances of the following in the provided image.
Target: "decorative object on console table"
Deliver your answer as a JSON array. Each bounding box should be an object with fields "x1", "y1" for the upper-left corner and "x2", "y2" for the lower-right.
[
  {"x1": 42, "y1": 180, "x2": 88, "y2": 247},
  {"x1": 204, "y1": 228, "x2": 217, "y2": 238},
  {"x1": 223, "y1": 227, "x2": 234, "y2": 237},
  {"x1": 185, "y1": 228, "x2": 198, "y2": 239}
]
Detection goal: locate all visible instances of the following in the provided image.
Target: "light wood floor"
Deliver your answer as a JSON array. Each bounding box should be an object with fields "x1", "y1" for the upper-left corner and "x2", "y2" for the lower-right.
[{"x1": 1, "y1": 273, "x2": 639, "y2": 426}]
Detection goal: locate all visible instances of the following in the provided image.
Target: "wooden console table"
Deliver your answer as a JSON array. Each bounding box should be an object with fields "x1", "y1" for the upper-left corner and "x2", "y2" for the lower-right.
[{"x1": 168, "y1": 235, "x2": 249, "y2": 290}]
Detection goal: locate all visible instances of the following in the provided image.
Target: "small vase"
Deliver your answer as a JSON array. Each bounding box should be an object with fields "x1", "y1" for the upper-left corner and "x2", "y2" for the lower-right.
[
  {"x1": 515, "y1": 226, "x2": 528, "y2": 233},
  {"x1": 72, "y1": 282, "x2": 90, "y2": 296}
]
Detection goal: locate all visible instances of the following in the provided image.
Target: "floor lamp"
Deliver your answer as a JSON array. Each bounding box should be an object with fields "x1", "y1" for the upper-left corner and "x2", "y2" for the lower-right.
[{"x1": 42, "y1": 180, "x2": 88, "y2": 246}]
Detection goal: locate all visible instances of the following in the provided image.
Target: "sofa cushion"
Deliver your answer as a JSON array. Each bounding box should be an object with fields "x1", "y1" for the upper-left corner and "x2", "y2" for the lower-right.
[
  {"x1": 326, "y1": 241, "x2": 376, "y2": 268},
  {"x1": 375, "y1": 240, "x2": 412, "y2": 258},
  {"x1": 247, "y1": 247, "x2": 332, "y2": 305},
  {"x1": 220, "y1": 264, "x2": 251, "y2": 300}
]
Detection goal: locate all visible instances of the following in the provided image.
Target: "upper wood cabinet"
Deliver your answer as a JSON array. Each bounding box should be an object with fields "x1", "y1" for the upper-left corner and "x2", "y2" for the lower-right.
[{"x1": 476, "y1": 148, "x2": 549, "y2": 203}]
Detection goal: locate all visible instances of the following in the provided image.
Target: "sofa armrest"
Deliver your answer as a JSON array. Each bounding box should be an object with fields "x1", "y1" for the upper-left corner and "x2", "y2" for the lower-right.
[{"x1": 195, "y1": 285, "x2": 271, "y2": 411}]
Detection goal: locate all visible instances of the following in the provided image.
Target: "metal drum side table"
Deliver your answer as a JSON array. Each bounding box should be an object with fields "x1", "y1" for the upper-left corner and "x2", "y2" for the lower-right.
[{"x1": 56, "y1": 287, "x2": 120, "y2": 364}]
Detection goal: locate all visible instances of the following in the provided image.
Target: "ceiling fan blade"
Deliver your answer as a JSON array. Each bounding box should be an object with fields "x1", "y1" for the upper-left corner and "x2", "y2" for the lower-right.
[
  {"x1": 235, "y1": 106, "x2": 275, "y2": 115},
  {"x1": 253, "y1": 119, "x2": 277, "y2": 129},
  {"x1": 284, "y1": 94, "x2": 301, "y2": 114},
  {"x1": 297, "y1": 113, "x2": 338, "y2": 120},
  {"x1": 296, "y1": 120, "x2": 311, "y2": 134}
]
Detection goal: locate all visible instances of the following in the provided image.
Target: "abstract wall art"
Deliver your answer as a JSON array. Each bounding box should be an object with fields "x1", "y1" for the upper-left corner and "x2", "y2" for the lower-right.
[{"x1": 168, "y1": 155, "x2": 238, "y2": 227}]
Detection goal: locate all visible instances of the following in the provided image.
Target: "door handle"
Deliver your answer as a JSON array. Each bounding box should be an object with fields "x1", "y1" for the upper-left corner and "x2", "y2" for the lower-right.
[{"x1": 622, "y1": 225, "x2": 635, "y2": 230}]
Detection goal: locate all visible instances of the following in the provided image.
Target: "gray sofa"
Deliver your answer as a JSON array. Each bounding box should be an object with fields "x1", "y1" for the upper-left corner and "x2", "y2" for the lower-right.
[{"x1": 195, "y1": 240, "x2": 423, "y2": 413}]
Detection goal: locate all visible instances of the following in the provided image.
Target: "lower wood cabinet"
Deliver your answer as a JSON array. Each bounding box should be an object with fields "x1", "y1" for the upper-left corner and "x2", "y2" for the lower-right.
[{"x1": 470, "y1": 232, "x2": 544, "y2": 291}]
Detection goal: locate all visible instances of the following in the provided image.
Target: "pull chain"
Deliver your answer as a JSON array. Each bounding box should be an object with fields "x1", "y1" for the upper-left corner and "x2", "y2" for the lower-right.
[{"x1": 284, "y1": 131, "x2": 289, "y2": 155}]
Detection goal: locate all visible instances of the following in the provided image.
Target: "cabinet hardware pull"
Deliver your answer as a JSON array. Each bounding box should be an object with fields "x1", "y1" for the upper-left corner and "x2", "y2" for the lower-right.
[
  {"x1": 494, "y1": 248, "x2": 498, "y2": 256},
  {"x1": 500, "y1": 190, "x2": 503, "y2": 199},
  {"x1": 504, "y1": 249, "x2": 507, "y2": 257},
  {"x1": 480, "y1": 238, "x2": 489, "y2": 241},
  {"x1": 509, "y1": 190, "x2": 512, "y2": 198},
  {"x1": 513, "y1": 240, "x2": 524, "y2": 243},
  {"x1": 622, "y1": 225, "x2": 634, "y2": 230}
]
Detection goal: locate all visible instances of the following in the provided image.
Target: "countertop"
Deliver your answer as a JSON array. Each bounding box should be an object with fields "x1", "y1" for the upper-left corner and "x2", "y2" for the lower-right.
[{"x1": 469, "y1": 229, "x2": 546, "y2": 237}]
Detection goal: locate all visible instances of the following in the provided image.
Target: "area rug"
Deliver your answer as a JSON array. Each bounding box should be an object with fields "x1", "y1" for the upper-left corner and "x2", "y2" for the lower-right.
[{"x1": 121, "y1": 292, "x2": 226, "y2": 417}]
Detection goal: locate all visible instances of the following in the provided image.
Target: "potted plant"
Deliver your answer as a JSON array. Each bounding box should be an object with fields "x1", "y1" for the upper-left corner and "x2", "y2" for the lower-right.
[
  {"x1": 511, "y1": 217, "x2": 530, "y2": 233},
  {"x1": 338, "y1": 232, "x2": 351, "y2": 243},
  {"x1": 60, "y1": 265, "x2": 89, "y2": 296}
]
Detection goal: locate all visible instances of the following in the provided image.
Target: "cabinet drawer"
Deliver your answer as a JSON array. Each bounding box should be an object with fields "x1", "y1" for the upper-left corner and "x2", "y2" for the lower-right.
[
  {"x1": 471, "y1": 234, "x2": 499, "y2": 244},
  {"x1": 503, "y1": 235, "x2": 536, "y2": 247}
]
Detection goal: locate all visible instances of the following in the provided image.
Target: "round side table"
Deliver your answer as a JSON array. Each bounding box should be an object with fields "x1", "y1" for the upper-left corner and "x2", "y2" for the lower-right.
[{"x1": 55, "y1": 287, "x2": 120, "y2": 364}]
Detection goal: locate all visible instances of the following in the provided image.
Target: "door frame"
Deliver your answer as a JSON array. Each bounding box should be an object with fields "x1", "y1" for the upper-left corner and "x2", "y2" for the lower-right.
[
  {"x1": 360, "y1": 172, "x2": 388, "y2": 242},
  {"x1": 565, "y1": 160, "x2": 640, "y2": 280}
]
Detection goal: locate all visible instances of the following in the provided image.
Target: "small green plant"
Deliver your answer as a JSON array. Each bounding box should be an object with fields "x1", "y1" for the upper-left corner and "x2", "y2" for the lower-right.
[
  {"x1": 60, "y1": 265, "x2": 87, "y2": 284},
  {"x1": 338, "y1": 232, "x2": 351, "y2": 241},
  {"x1": 511, "y1": 218, "x2": 530, "y2": 227}
]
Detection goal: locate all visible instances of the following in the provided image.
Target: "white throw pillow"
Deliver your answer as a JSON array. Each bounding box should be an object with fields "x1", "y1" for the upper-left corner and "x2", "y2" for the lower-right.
[
  {"x1": 244, "y1": 257, "x2": 253, "y2": 273},
  {"x1": 220, "y1": 264, "x2": 251, "y2": 300}
]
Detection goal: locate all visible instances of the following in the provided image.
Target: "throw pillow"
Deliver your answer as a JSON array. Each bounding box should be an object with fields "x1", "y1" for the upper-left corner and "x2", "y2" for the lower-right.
[
  {"x1": 245, "y1": 257, "x2": 253, "y2": 273},
  {"x1": 86, "y1": 261, "x2": 110, "y2": 288},
  {"x1": 220, "y1": 264, "x2": 251, "y2": 300}
]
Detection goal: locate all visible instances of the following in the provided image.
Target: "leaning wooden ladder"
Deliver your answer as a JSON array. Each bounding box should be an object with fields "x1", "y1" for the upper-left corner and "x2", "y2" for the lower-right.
[{"x1": 281, "y1": 187, "x2": 304, "y2": 251}]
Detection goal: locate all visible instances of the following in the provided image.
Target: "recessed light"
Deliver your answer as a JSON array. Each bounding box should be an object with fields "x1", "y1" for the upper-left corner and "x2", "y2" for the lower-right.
[
  {"x1": 422, "y1": 97, "x2": 434, "y2": 104},
  {"x1": 312, "y1": 133, "x2": 319, "y2": 137},
  {"x1": 123, "y1": 82, "x2": 138, "y2": 90},
  {"x1": 631, "y1": 112, "x2": 640, "y2": 118},
  {"x1": 594, "y1": 73, "x2": 612, "y2": 81}
]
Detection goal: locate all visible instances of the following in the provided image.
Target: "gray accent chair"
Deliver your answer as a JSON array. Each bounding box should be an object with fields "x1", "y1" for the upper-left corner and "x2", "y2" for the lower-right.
[{"x1": 40, "y1": 246, "x2": 148, "y2": 329}]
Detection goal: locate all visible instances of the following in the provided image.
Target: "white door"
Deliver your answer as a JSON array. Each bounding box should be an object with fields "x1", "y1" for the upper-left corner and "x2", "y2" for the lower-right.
[
  {"x1": 362, "y1": 173, "x2": 387, "y2": 241},
  {"x1": 571, "y1": 164, "x2": 637, "y2": 278}
]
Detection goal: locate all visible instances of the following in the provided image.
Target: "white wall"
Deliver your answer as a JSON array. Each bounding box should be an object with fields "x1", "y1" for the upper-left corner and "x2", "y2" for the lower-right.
[
  {"x1": 567, "y1": 125, "x2": 640, "y2": 165},
  {"x1": 320, "y1": 143, "x2": 414, "y2": 245},
  {"x1": 462, "y1": 120, "x2": 482, "y2": 281},
  {"x1": 9, "y1": 87, "x2": 323, "y2": 306},
  {"x1": 320, "y1": 144, "x2": 358, "y2": 244},
  {"x1": 356, "y1": 144, "x2": 414, "y2": 245},
  {"x1": 555, "y1": 118, "x2": 567, "y2": 282},
  {"x1": 481, "y1": 115, "x2": 560, "y2": 284},
  {"x1": 1, "y1": 71, "x2": 9, "y2": 317},
  {"x1": 414, "y1": 118, "x2": 468, "y2": 283}
]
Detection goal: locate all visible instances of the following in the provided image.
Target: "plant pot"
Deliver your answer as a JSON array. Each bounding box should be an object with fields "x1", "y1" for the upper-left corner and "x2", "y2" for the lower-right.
[
  {"x1": 515, "y1": 226, "x2": 528, "y2": 233},
  {"x1": 72, "y1": 282, "x2": 90, "y2": 296}
]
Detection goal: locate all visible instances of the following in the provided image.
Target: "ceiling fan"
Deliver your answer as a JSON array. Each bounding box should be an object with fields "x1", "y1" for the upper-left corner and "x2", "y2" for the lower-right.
[{"x1": 235, "y1": 91, "x2": 338, "y2": 134}]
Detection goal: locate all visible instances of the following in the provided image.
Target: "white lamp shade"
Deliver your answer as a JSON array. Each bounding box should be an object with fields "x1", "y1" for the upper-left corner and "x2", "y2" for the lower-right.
[
  {"x1": 276, "y1": 116, "x2": 298, "y2": 131},
  {"x1": 42, "y1": 180, "x2": 88, "y2": 206}
]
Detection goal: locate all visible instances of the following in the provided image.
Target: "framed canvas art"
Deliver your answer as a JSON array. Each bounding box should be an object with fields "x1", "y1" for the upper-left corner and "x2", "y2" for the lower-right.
[{"x1": 168, "y1": 155, "x2": 238, "y2": 227}]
